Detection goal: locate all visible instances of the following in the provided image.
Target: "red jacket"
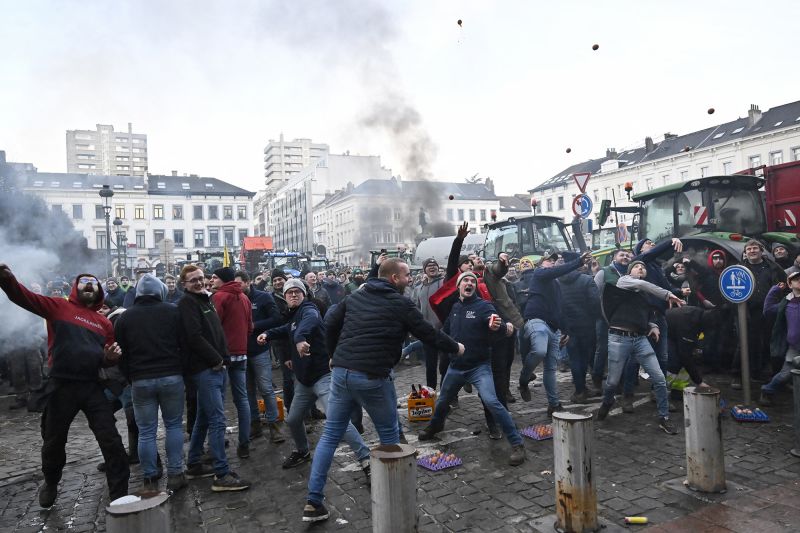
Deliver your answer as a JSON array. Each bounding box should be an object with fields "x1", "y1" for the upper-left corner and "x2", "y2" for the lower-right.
[
  {"x1": 0, "y1": 273, "x2": 114, "y2": 381},
  {"x1": 212, "y1": 281, "x2": 253, "y2": 356}
]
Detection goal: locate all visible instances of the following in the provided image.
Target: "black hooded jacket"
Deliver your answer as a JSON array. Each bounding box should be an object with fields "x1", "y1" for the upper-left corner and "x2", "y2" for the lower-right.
[
  {"x1": 326, "y1": 278, "x2": 459, "y2": 377},
  {"x1": 178, "y1": 289, "x2": 229, "y2": 373}
]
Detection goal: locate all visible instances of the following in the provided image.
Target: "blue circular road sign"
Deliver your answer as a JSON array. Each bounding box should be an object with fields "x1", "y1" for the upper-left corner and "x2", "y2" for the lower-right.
[
  {"x1": 572, "y1": 194, "x2": 593, "y2": 218},
  {"x1": 719, "y1": 265, "x2": 754, "y2": 304}
]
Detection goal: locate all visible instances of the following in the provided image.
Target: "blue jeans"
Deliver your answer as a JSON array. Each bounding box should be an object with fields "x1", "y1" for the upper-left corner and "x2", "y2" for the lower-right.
[
  {"x1": 307, "y1": 367, "x2": 399, "y2": 506},
  {"x1": 227, "y1": 360, "x2": 250, "y2": 446},
  {"x1": 187, "y1": 368, "x2": 229, "y2": 476},
  {"x1": 520, "y1": 319, "x2": 561, "y2": 407},
  {"x1": 433, "y1": 363, "x2": 522, "y2": 447},
  {"x1": 288, "y1": 373, "x2": 369, "y2": 461},
  {"x1": 603, "y1": 333, "x2": 669, "y2": 418},
  {"x1": 622, "y1": 314, "x2": 668, "y2": 394},
  {"x1": 568, "y1": 329, "x2": 595, "y2": 393},
  {"x1": 247, "y1": 351, "x2": 280, "y2": 424},
  {"x1": 131, "y1": 374, "x2": 185, "y2": 477},
  {"x1": 762, "y1": 348, "x2": 799, "y2": 394}
]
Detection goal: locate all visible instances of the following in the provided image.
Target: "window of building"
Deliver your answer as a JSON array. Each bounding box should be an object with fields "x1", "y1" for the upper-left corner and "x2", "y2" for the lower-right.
[
  {"x1": 52, "y1": 204, "x2": 62, "y2": 213},
  {"x1": 134, "y1": 231, "x2": 145, "y2": 249},
  {"x1": 157, "y1": 182, "x2": 166, "y2": 190},
  {"x1": 116, "y1": 156, "x2": 129, "y2": 161},
  {"x1": 793, "y1": 147, "x2": 800, "y2": 162},
  {"x1": 770, "y1": 151, "x2": 783, "y2": 165},
  {"x1": 116, "y1": 146, "x2": 129, "y2": 152},
  {"x1": 172, "y1": 205, "x2": 183, "y2": 219},
  {"x1": 749, "y1": 155, "x2": 761, "y2": 168},
  {"x1": 557, "y1": 197, "x2": 564, "y2": 210},
  {"x1": 182, "y1": 183, "x2": 190, "y2": 190},
  {"x1": 72, "y1": 204, "x2": 82, "y2": 219},
  {"x1": 469, "y1": 209, "x2": 476, "y2": 222},
  {"x1": 132, "y1": 138, "x2": 144, "y2": 144},
  {"x1": 680, "y1": 170, "x2": 689, "y2": 181},
  {"x1": 393, "y1": 209, "x2": 402, "y2": 221},
  {"x1": 700, "y1": 166, "x2": 709, "y2": 177},
  {"x1": 95, "y1": 205, "x2": 104, "y2": 219},
  {"x1": 77, "y1": 154, "x2": 94, "y2": 160},
  {"x1": 153, "y1": 230, "x2": 165, "y2": 245},
  {"x1": 193, "y1": 205, "x2": 203, "y2": 219},
  {"x1": 209, "y1": 205, "x2": 219, "y2": 219},
  {"x1": 117, "y1": 165, "x2": 130, "y2": 171},
  {"x1": 134, "y1": 205, "x2": 145, "y2": 220},
  {"x1": 171, "y1": 230, "x2": 183, "y2": 247},
  {"x1": 238, "y1": 229, "x2": 248, "y2": 244},
  {"x1": 153, "y1": 204, "x2": 164, "y2": 220},
  {"x1": 237, "y1": 205, "x2": 247, "y2": 219},
  {"x1": 223, "y1": 205, "x2": 233, "y2": 220},
  {"x1": 209, "y1": 229, "x2": 220, "y2": 247},
  {"x1": 662, "y1": 174, "x2": 670, "y2": 185},
  {"x1": 96, "y1": 231, "x2": 107, "y2": 250},
  {"x1": 446, "y1": 208, "x2": 454, "y2": 221},
  {"x1": 75, "y1": 133, "x2": 93, "y2": 140},
  {"x1": 722, "y1": 161, "x2": 733, "y2": 174},
  {"x1": 194, "y1": 230, "x2": 204, "y2": 247},
  {"x1": 480, "y1": 209, "x2": 487, "y2": 221},
  {"x1": 457, "y1": 209, "x2": 465, "y2": 220},
  {"x1": 224, "y1": 229, "x2": 234, "y2": 246},
  {"x1": 546, "y1": 198, "x2": 553, "y2": 212},
  {"x1": 645, "y1": 178, "x2": 654, "y2": 190},
  {"x1": 77, "y1": 164, "x2": 95, "y2": 169}
]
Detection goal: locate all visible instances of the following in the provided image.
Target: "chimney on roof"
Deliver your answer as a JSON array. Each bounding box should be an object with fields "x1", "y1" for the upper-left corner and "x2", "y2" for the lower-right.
[
  {"x1": 189, "y1": 174, "x2": 198, "y2": 178},
  {"x1": 128, "y1": 122, "x2": 133, "y2": 134},
  {"x1": 0, "y1": 150, "x2": 5, "y2": 164},
  {"x1": 748, "y1": 104, "x2": 762, "y2": 127},
  {"x1": 644, "y1": 137, "x2": 654, "y2": 153},
  {"x1": 664, "y1": 132, "x2": 677, "y2": 140},
  {"x1": 171, "y1": 170, "x2": 177, "y2": 176},
  {"x1": 485, "y1": 177, "x2": 494, "y2": 193},
  {"x1": 606, "y1": 148, "x2": 618, "y2": 158}
]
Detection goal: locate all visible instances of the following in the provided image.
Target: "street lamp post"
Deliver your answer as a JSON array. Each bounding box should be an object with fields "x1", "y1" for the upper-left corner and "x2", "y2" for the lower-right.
[
  {"x1": 99, "y1": 185, "x2": 115, "y2": 279},
  {"x1": 113, "y1": 217, "x2": 124, "y2": 276}
]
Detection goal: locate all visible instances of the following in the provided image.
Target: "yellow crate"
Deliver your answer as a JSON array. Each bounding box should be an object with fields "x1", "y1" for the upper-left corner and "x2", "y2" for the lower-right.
[{"x1": 408, "y1": 393, "x2": 436, "y2": 422}]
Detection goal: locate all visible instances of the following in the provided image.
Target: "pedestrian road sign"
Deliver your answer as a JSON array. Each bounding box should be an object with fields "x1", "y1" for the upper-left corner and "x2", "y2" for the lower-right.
[
  {"x1": 719, "y1": 265, "x2": 754, "y2": 304},
  {"x1": 572, "y1": 194, "x2": 593, "y2": 218}
]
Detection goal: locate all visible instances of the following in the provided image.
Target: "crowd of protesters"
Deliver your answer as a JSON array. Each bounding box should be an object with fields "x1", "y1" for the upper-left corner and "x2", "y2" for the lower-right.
[{"x1": 1, "y1": 224, "x2": 799, "y2": 522}]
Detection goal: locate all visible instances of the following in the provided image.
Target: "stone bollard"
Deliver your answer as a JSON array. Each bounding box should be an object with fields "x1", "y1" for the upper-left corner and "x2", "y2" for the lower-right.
[
  {"x1": 371, "y1": 443, "x2": 417, "y2": 533},
  {"x1": 106, "y1": 493, "x2": 171, "y2": 533},
  {"x1": 683, "y1": 386, "x2": 726, "y2": 492},
  {"x1": 792, "y1": 370, "x2": 800, "y2": 458},
  {"x1": 553, "y1": 412, "x2": 598, "y2": 533}
]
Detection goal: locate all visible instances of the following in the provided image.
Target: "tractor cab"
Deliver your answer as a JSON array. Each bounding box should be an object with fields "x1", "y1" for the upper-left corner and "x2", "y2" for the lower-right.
[{"x1": 482, "y1": 215, "x2": 573, "y2": 263}]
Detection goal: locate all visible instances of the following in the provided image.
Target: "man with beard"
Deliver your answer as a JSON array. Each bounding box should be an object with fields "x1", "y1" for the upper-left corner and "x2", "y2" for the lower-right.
[
  {"x1": 301, "y1": 258, "x2": 462, "y2": 522},
  {"x1": 772, "y1": 243, "x2": 793, "y2": 270},
  {"x1": 269, "y1": 268, "x2": 295, "y2": 411},
  {"x1": 321, "y1": 271, "x2": 345, "y2": 305},
  {"x1": 119, "y1": 275, "x2": 132, "y2": 293},
  {"x1": 345, "y1": 269, "x2": 366, "y2": 294},
  {"x1": 164, "y1": 274, "x2": 183, "y2": 304},
  {"x1": 104, "y1": 277, "x2": 125, "y2": 308},
  {"x1": 418, "y1": 271, "x2": 526, "y2": 467},
  {"x1": 412, "y1": 258, "x2": 446, "y2": 389},
  {"x1": 0, "y1": 265, "x2": 129, "y2": 507}
]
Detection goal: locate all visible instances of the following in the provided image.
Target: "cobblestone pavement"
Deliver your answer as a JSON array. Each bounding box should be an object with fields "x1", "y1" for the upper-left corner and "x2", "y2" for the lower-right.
[{"x1": 1, "y1": 359, "x2": 799, "y2": 532}]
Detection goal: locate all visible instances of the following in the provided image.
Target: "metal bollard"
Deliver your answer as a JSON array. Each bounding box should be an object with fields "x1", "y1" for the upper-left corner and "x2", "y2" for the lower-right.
[
  {"x1": 792, "y1": 370, "x2": 800, "y2": 458},
  {"x1": 553, "y1": 412, "x2": 598, "y2": 533},
  {"x1": 106, "y1": 493, "x2": 171, "y2": 533},
  {"x1": 683, "y1": 386, "x2": 726, "y2": 493},
  {"x1": 371, "y1": 443, "x2": 417, "y2": 533}
]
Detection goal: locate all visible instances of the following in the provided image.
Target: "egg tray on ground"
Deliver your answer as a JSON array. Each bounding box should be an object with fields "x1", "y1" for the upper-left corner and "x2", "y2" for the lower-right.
[
  {"x1": 417, "y1": 453, "x2": 463, "y2": 471},
  {"x1": 730, "y1": 406, "x2": 769, "y2": 423},
  {"x1": 522, "y1": 424, "x2": 553, "y2": 441}
]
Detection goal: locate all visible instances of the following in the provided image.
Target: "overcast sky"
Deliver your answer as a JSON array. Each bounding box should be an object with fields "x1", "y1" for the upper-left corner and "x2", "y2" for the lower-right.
[{"x1": 2, "y1": 0, "x2": 798, "y2": 195}]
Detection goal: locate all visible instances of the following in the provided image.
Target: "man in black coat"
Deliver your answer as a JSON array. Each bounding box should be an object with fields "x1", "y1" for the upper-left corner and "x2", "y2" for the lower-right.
[{"x1": 301, "y1": 258, "x2": 463, "y2": 523}]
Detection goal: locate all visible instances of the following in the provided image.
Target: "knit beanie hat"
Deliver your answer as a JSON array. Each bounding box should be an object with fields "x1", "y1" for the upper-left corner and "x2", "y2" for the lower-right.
[
  {"x1": 271, "y1": 268, "x2": 287, "y2": 281},
  {"x1": 633, "y1": 238, "x2": 649, "y2": 256},
  {"x1": 457, "y1": 270, "x2": 479, "y2": 286},
  {"x1": 627, "y1": 260, "x2": 646, "y2": 274},
  {"x1": 213, "y1": 267, "x2": 235, "y2": 283},
  {"x1": 283, "y1": 278, "x2": 307, "y2": 295}
]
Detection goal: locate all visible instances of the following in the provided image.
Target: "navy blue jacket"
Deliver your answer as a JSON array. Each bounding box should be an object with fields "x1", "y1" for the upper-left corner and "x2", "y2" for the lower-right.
[
  {"x1": 321, "y1": 279, "x2": 346, "y2": 305},
  {"x1": 266, "y1": 300, "x2": 329, "y2": 387},
  {"x1": 559, "y1": 270, "x2": 600, "y2": 335},
  {"x1": 326, "y1": 278, "x2": 459, "y2": 377},
  {"x1": 247, "y1": 286, "x2": 282, "y2": 355},
  {"x1": 522, "y1": 252, "x2": 583, "y2": 331},
  {"x1": 443, "y1": 294, "x2": 504, "y2": 370}
]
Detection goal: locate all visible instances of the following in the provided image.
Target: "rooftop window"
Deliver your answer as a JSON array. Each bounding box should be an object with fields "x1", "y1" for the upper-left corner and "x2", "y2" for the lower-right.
[
  {"x1": 50, "y1": 181, "x2": 60, "y2": 187},
  {"x1": 33, "y1": 181, "x2": 43, "y2": 187},
  {"x1": 731, "y1": 127, "x2": 744, "y2": 134},
  {"x1": 113, "y1": 184, "x2": 124, "y2": 190},
  {"x1": 774, "y1": 121, "x2": 783, "y2": 127},
  {"x1": 205, "y1": 183, "x2": 214, "y2": 189},
  {"x1": 73, "y1": 181, "x2": 82, "y2": 188},
  {"x1": 713, "y1": 132, "x2": 725, "y2": 139},
  {"x1": 182, "y1": 183, "x2": 190, "y2": 190},
  {"x1": 92, "y1": 183, "x2": 103, "y2": 188},
  {"x1": 133, "y1": 185, "x2": 144, "y2": 190},
  {"x1": 157, "y1": 182, "x2": 166, "y2": 189}
]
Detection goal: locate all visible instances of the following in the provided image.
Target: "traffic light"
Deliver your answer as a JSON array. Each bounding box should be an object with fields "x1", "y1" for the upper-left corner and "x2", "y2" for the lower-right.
[{"x1": 597, "y1": 199, "x2": 611, "y2": 226}]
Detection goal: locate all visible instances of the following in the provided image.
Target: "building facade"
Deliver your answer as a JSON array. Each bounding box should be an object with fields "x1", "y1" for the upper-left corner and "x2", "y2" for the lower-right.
[
  {"x1": 15, "y1": 163, "x2": 253, "y2": 272},
  {"x1": 263, "y1": 134, "x2": 328, "y2": 188},
  {"x1": 531, "y1": 101, "x2": 800, "y2": 226},
  {"x1": 313, "y1": 178, "x2": 501, "y2": 266},
  {"x1": 66, "y1": 123, "x2": 148, "y2": 177}
]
